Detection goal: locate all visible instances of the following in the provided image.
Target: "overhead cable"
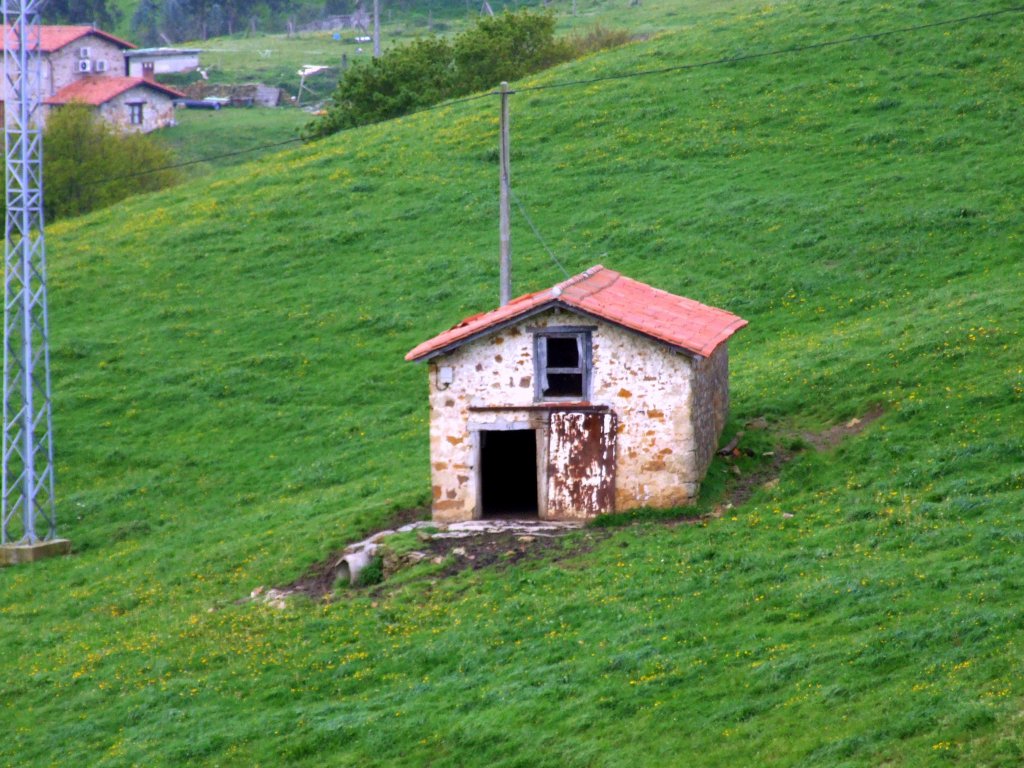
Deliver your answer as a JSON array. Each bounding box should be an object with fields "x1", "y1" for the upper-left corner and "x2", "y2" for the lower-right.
[{"x1": 510, "y1": 187, "x2": 571, "y2": 279}]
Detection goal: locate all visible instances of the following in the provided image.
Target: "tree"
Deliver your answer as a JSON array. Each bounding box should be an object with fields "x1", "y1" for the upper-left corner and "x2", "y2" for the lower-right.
[
  {"x1": 306, "y1": 10, "x2": 571, "y2": 139},
  {"x1": 42, "y1": 104, "x2": 179, "y2": 222},
  {"x1": 154, "y1": 0, "x2": 297, "y2": 41},
  {"x1": 323, "y1": 0, "x2": 356, "y2": 14},
  {"x1": 132, "y1": 0, "x2": 164, "y2": 47},
  {"x1": 306, "y1": 36, "x2": 455, "y2": 138},
  {"x1": 453, "y1": 9, "x2": 569, "y2": 93},
  {"x1": 42, "y1": 0, "x2": 121, "y2": 29}
]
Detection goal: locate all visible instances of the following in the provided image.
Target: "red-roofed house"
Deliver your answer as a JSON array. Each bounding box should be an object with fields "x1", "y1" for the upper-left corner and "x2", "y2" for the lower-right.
[
  {"x1": 1, "y1": 25, "x2": 181, "y2": 133},
  {"x1": 44, "y1": 74, "x2": 181, "y2": 133},
  {"x1": 407, "y1": 265, "x2": 747, "y2": 522}
]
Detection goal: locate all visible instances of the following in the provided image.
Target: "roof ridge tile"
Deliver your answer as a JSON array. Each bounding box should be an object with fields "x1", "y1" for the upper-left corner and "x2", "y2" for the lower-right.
[{"x1": 407, "y1": 265, "x2": 747, "y2": 361}]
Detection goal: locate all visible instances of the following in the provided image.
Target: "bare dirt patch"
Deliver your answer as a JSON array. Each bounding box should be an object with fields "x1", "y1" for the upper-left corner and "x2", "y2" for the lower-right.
[
  {"x1": 667, "y1": 405, "x2": 885, "y2": 526},
  {"x1": 272, "y1": 506, "x2": 431, "y2": 599},
  {"x1": 720, "y1": 404, "x2": 884, "y2": 505},
  {"x1": 430, "y1": 527, "x2": 609, "y2": 578},
  {"x1": 383, "y1": 505, "x2": 432, "y2": 529},
  {"x1": 800, "y1": 404, "x2": 885, "y2": 451},
  {"x1": 708, "y1": 447, "x2": 795, "y2": 518},
  {"x1": 278, "y1": 553, "x2": 349, "y2": 599},
  {"x1": 278, "y1": 519, "x2": 602, "y2": 600}
]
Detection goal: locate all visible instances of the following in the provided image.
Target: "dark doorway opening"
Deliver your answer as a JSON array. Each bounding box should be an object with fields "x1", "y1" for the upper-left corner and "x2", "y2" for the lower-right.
[{"x1": 480, "y1": 429, "x2": 538, "y2": 517}]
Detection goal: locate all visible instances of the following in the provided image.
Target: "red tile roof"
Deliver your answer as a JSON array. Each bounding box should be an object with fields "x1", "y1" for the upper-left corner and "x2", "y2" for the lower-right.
[
  {"x1": 406, "y1": 265, "x2": 748, "y2": 361},
  {"x1": 45, "y1": 76, "x2": 182, "y2": 106},
  {"x1": 0, "y1": 25, "x2": 135, "y2": 52}
]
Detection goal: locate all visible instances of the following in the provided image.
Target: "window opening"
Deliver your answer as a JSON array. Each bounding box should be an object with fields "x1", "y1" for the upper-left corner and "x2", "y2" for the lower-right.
[
  {"x1": 128, "y1": 102, "x2": 144, "y2": 125},
  {"x1": 535, "y1": 330, "x2": 590, "y2": 400}
]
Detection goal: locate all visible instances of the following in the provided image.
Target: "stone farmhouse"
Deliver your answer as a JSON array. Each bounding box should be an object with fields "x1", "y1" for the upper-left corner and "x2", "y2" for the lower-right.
[
  {"x1": 0, "y1": 25, "x2": 182, "y2": 133},
  {"x1": 406, "y1": 265, "x2": 748, "y2": 522}
]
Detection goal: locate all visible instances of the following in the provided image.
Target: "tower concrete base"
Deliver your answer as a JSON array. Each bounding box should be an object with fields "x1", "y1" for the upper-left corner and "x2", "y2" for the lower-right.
[{"x1": 0, "y1": 539, "x2": 71, "y2": 565}]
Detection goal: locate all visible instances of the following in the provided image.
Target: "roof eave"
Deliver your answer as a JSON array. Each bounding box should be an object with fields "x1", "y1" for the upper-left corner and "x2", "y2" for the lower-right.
[
  {"x1": 142, "y1": 81, "x2": 185, "y2": 98},
  {"x1": 82, "y1": 27, "x2": 137, "y2": 50},
  {"x1": 406, "y1": 301, "x2": 747, "y2": 363},
  {"x1": 46, "y1": 77, "x2": 185, "y2": 106},
  {"x1": 406, "y1": 300, "x2": 562, "y2": 362}
]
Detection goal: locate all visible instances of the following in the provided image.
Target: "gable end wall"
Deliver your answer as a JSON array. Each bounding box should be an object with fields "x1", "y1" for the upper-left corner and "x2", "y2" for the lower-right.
[
  {"x1": 48, "y1": 35, "x2": 128, "y2": 95},
  {"x1": 95, "y1": 86, "x2": 176, "y2": 132},
  {"x1": 425, "y1": 307, "x2": 722, "y2": 521}
]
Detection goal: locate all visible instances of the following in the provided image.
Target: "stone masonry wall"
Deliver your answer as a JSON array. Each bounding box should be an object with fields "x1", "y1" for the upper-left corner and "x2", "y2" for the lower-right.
[
  {"x1": 95, "y1": 87, "x2": 177, "y2": 133},
  {"x1": 48, "y1": 35, "x2": 128, "y2": 96},
  {"x1": 596, "y1": 323, "x2": 700, "y2": 512},
  {"x1": 425, "y1": 306, "x2": 709, "y2": 522},
  {"x1": 690, "y1": 343, "x2": 730, "y2": 481},
  {"x1": 3, "y1": 35, "x2": 126, "y2": 103}
]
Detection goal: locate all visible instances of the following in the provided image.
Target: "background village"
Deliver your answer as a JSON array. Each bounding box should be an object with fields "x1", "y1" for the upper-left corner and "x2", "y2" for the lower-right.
[
  {"x1": 0, "y1": 0, "x2": 1021, "y2": 765},
  {"x1": 5, "y1": 4, "x2": 402, "y2": 136}
]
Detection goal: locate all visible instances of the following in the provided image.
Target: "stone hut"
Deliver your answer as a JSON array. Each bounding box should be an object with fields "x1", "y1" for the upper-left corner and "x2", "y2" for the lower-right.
[
  {"x1": 406, "y1": 265, "x2": 747, "y2": 522},
  {"x1": 44, "y1": 75, "x2": 181, "y2": 133}
]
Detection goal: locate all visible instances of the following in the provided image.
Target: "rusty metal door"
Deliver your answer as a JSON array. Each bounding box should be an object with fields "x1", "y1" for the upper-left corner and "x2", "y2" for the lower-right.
[{"x1": 546, "y1": 411, "x2": 616, "y2": 518}]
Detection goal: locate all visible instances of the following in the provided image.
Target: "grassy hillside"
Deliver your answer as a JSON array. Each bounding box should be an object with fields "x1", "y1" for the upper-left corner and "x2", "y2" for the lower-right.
[
  {"x1": 174, "y1": 0, "x2": 745, "y2": 91},
  {"x1": 148, "y1": 0, "x2": 738, "y2": 173},
  {"x1": 4, "y1": 0, "x2": 1024, "y2": 765},
  {"x1": 156, "y1": 107, "x2": 308, "y2": 174}
]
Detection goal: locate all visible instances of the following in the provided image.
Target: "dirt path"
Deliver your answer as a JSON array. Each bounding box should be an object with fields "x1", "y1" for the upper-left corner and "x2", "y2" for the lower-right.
[{"x1": 687, "y1": 403, "x2": 886, "y2": 525}]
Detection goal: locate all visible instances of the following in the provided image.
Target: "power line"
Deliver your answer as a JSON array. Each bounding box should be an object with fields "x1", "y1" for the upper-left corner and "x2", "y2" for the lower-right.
[
  {"x1": 86, "y1": 5, "x2": 1022, "y2": 187},
  {"x1": 509, "y1": 187, "x2": 571, "y2": 279},
  {"x1": 413, "y1": 91, "x2": 494, "y2": 113},
  {"x1": 87, "y1": 91, "x2": 496, "y2": 187},
  {"x1": 93, "y1": 136, "x2": 303, "y2": 184}
]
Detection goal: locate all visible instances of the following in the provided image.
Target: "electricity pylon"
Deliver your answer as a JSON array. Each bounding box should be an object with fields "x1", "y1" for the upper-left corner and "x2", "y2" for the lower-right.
[{"x1": 1, "y1": 0, "x2": 60, "y2": 553}]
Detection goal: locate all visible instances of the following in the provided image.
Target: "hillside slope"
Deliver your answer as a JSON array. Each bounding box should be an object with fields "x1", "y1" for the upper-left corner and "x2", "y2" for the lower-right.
[{"x1": 2, "y1": 1, "x2": 1023, "y2": 765}]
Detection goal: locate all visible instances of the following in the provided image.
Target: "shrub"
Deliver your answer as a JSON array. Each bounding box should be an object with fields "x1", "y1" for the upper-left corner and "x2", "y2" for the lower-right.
[
  {"x1": 566, "y1": 23, "x2": 634, "y2": 57},
  {"x1": 305, "y1": 9, "x2": 577, "y2": 140},
  {"x1": 452, "y1": 10, "x2": 572, "y2": 94},
  {"x1": 307, "y1": 37, "x2": 456, "y2": 138},
  {"x1": 42, "y1": 103, "x2": 179, "y2": 221}
]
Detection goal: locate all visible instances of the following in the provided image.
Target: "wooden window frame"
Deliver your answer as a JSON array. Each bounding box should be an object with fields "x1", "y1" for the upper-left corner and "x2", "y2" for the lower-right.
[
  {"x1": 531, "y1": 326, "x2": 593, "y2": 402},
  {"x1": 127, "y1": 101, "x2": 144, "y2": 125}
]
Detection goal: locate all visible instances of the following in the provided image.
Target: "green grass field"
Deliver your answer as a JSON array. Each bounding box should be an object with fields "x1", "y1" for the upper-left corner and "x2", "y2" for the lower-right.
[
  {"x1": 173, "y1": 1, "x2": 546, "y2": 96},
  {"x1": 166, "y1": 0, "x2": 729, "y2": 96},
  {"x1": 3, "y1": 0, "x2": 1024, "y2": 765},
  {"x1": 146, "y1": 0, "x2": 730, "y2": 172},
  {"x1": 185, "y1": 33, "x2": 359, "y2": 96},
  {"x1": 155, "y1": 107, "x2": 309, "y2": 174}
]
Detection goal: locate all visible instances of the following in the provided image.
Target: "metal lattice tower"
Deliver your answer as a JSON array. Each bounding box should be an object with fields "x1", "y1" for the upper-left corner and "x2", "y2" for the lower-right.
[{"x1": 1, "y1": 0, "x2": 56, "y2": 545}]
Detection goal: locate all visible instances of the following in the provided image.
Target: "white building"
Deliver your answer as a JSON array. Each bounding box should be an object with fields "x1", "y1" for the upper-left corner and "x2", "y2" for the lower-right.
[{"x1": 125, "y1": 47, "x2": 201, "y2": 77}]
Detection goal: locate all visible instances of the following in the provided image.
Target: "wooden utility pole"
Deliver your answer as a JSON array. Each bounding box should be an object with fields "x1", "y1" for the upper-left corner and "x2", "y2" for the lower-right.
[
  {"x1": 373, "y1": 0, "x2": 381, "y2": 57},
  {"x1": 499, "y1": 82, "x2": 512, "y2": 306}
]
